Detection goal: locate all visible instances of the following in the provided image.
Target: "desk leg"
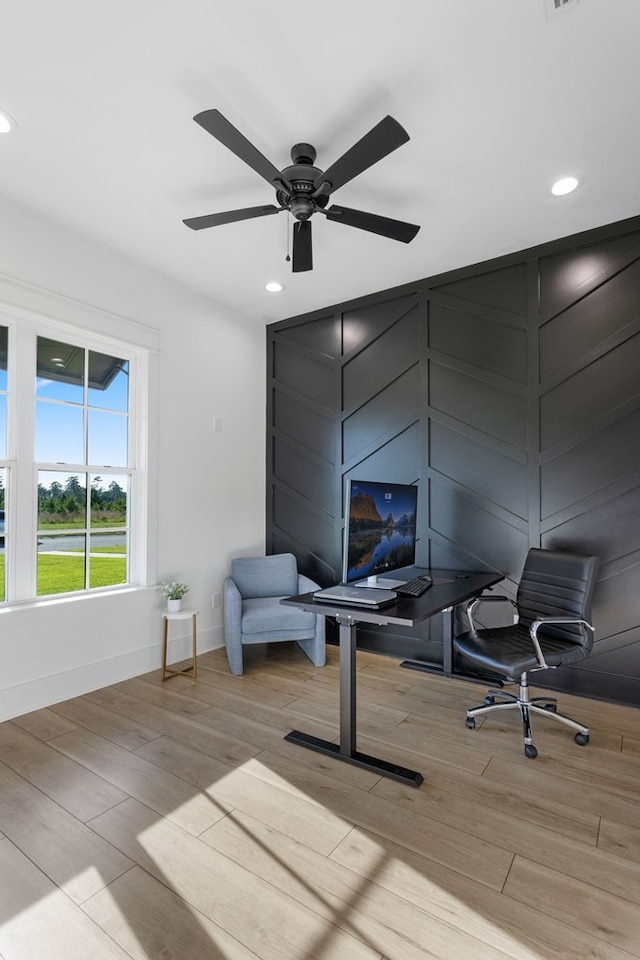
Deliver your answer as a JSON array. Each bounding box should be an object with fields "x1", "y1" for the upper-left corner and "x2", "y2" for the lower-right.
[
  {"x1": 399, "y1": 606, "x2": 455, "y2": 678},
  {"x1": 442, "y1": 605, "x2": 454, "y2": 676},
  {"x1": 339, "y1": 619, "x2": 357, "y2": 756},
  {"x1": 285, "y1": 616, "x2": 423, "y2": 787},
  {"x1": 400, "y1": 604, "x2": 502, "y2": 687}
]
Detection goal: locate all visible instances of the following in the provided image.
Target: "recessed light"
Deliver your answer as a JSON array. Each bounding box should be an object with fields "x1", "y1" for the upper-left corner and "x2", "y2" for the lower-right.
[
  {"x1": 551, "y1": 175, "x2": 580, "y2": 197},
  {"x1": 0, "y1": 109, "x2": 17, "y2": 135},
  {"x1": 265, "y1": 281, "x2": 285, "y2": 293}
]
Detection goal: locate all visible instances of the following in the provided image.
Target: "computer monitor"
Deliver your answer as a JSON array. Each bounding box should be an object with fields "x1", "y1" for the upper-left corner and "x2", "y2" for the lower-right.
[{"x1": 342, "y1": 478, "x2": 418, "y2": 588}]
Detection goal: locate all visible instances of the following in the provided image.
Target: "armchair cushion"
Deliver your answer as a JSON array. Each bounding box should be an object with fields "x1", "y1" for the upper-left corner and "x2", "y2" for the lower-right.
[{"x1": 241, "y1": 597, "x2": 317, "y2": 635}]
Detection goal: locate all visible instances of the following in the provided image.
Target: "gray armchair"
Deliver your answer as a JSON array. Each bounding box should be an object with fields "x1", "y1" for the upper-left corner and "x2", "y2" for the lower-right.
[{"x1": 223, "y1": 553, "x2": 326, "y2": 676}]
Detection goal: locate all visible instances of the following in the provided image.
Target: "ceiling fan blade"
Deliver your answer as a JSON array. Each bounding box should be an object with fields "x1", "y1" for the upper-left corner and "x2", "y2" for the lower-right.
[
  {"x1": 325, "y1": 205, "x2": 420, "y2": 243},
  {"x1": 314, "y1": 116, "x2": 410, "y2": 194},
  {"x1": 183, "y1": 205, "x2": 280, "y2": 230},
  {"x1": 193, "y1": 109, "x2": 283, "y2": 188},
  {"x1": 292, "y1": 221, "x2": 313, "y2": 272}
]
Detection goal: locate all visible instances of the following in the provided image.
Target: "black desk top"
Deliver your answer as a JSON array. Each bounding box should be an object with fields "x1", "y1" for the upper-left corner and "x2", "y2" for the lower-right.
[{"x1": 282, "y1": 569, "x2": 503, "y2": 627}]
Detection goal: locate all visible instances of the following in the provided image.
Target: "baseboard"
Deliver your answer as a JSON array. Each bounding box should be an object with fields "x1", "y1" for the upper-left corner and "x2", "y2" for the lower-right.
[{"x1": 0, "y1": 624, "x2": 224, "y2": 722}]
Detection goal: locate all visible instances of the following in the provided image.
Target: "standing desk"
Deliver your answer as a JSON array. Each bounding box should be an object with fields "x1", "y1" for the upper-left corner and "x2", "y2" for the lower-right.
[{"x1": 281, "y1": 569, "x2": 503, "y2": 788}]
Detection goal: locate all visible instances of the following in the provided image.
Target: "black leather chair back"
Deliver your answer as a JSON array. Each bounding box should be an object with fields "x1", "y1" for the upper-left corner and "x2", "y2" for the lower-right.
[{"x1": 516, "y1": 548, "x2": 600, "y2": 651}]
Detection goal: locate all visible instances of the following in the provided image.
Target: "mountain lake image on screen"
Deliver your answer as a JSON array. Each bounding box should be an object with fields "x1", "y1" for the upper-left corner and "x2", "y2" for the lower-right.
[{"x1": 342, "y1": 479, "x2": 418, "y2": 588}]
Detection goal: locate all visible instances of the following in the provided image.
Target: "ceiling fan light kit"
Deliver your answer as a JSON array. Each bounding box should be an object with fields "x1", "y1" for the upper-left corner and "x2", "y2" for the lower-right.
[{"x1": 183, "y1": 109, "x2": 420, "y2": 272}]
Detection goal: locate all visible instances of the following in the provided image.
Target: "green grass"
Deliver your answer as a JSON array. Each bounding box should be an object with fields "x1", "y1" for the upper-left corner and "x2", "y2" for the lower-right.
[
  {"x1": 88, "y1": 545, "x2": 126, "y2": 554},
  {"x1": 0, "y1": 552, "x2": 127, "y2": 600},
  {"x1": 37, "y1": 554, "x2": 127, "y2": 594}
]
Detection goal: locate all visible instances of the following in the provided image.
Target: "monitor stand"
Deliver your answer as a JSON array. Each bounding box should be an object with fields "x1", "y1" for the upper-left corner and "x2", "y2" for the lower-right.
[{"x1": 354, "y1": 574, "x2": 408, "y2": 590}]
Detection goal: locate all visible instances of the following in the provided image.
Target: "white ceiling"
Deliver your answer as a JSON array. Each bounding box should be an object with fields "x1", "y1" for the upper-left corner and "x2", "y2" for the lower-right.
[{"x1": 2, "y1": 0, "x2": 639, "y2": 325}]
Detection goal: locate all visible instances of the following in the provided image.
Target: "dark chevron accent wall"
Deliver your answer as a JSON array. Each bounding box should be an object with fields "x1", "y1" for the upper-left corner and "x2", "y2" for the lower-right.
[{"x1": 267, "y1": 216, "x2": 640, "y2": 706}]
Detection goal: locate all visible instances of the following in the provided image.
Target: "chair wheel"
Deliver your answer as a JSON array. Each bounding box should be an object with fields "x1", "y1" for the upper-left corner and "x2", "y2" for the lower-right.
[
  {"x1": 575, "y1": 733, "x2": 589, "y2": 746},
  {"x1": 543, "y1": 703, "x2": 557, "y2": 712},
  {"x1": 484, "y1": 695, "x2": 495, "y2": 705},
  {"x1": 465, "y1": 717, "x2": 476, "y2": 729},
  {"x1": 524, "y1": 744, "x2": 538, "y2": 759}
]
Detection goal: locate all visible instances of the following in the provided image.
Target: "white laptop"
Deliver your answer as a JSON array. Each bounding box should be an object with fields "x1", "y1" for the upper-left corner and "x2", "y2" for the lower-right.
[{"x1": 313, "y1": 585, "x2": 397, "y2": 607}]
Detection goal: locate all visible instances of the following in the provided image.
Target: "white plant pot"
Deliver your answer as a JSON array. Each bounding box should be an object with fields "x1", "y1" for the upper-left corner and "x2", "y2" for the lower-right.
[{"x1": 167, "y1": 598, "x2": 182, "y2": 613}]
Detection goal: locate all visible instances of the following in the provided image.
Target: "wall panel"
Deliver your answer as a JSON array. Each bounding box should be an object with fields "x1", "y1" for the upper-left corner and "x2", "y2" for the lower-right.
[
  {"x1": 429, "y1": 302, "x2": 527, "y2": 383},
  {"x1": 430, "y1": 421, "x2": 528, "y2": 520},
  {"x1": 429, "y1": 362, "x2": 527, "y2": 449},
  {"x1": 343, "y1": 365, "x2": 420, "y2": 465},
  {"x1": 267, "y1": 215, "x2": 640, "y2": 705}
]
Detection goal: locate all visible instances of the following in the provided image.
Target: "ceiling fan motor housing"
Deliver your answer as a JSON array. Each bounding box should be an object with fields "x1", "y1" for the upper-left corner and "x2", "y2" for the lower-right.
[{"x1": 277, "y1": 143, "x2": 329, "y2": 221}]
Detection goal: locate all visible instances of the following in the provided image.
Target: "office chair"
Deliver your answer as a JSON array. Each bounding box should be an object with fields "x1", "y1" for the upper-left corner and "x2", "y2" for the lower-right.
[
  {"x1": 223, "y1": 553, "x2": 325, "y2": 676},
  {"x1": 453, "y1": 547, "x2": 599, "y2": 758}
]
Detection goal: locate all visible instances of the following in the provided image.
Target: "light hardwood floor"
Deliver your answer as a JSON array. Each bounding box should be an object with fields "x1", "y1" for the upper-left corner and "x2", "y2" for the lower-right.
[{"x1": 1, "y1": 642, "x2": 640, "y2": 960}]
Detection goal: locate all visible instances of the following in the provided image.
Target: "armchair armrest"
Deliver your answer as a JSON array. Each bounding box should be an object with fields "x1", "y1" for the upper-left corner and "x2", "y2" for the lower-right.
[
  {"x1": 298, "y1": 573, "x2": 320, "y2": 595},
  {"x1": 529, "y1": 617, "x2": 595, "y2": 669},
  {"x1": 223, "y1": 577, "x2": 242, "y2": 628},
  {"x1": 466, "y1": 594, "x2": 517, "y2": 631}
]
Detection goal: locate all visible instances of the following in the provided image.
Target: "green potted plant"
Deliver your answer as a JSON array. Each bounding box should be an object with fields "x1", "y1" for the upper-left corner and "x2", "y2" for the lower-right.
[{"x1": 161, "y1": 580, "x2": 190, "y2": 612}]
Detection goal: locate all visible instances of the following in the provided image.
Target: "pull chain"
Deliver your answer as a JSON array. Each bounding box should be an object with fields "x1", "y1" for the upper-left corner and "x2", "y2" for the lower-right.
[{"x1": 285, "y1": 211, "x2": 291, "y2": 262}]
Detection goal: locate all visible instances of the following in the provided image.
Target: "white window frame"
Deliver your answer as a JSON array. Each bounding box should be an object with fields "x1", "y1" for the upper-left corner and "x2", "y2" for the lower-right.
[{"x1": 0, "y1": 304, "x2": 154, "y2": 604}]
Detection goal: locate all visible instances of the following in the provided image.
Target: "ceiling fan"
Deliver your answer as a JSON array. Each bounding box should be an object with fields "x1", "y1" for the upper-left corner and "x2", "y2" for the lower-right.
[{"x1": 183, "y1": 109, "x2": 420, "y2": 272}]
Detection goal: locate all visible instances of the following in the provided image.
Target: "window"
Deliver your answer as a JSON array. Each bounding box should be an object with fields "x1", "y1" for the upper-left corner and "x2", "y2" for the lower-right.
[{"x1": 0, "y1": 314, "x2": 148, "y2": 603}]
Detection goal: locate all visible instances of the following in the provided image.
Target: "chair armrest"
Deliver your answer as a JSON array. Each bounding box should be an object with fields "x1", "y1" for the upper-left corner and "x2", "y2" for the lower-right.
[
  {"x1": 529, "y1": 617, "x2": 594, "y2": 669},
  {"x1": 466, "y1": 594, "x2": 517, "y2": 630},
  {"x1": 297, "y1": 573, "x2": 320, "y2": 595},
  {"x1": 223, "y1": 577, "x2": 242, "y2": 628}
]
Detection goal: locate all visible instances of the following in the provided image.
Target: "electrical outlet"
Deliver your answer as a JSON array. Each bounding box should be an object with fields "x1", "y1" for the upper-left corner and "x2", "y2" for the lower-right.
[{"x1": 212, "y1": 593, "x2": 221, "y2": 608}]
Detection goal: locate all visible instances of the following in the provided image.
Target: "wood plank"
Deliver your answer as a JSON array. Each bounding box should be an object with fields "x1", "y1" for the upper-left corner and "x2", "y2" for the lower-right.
[
  {"x1": 0, "y1": 763, "x2": 132, "y2": 905},
  {"x1": 367, "y1": 744, "x2": 599, "y2": 844},
  {"x1": 282, "y1": 688, "x2": 411, "y2": 730},
  {"x1": 50, "y1": 695, "x2": 162, "y2": 750},
  {"x1": 134, "y1": 735, "x2": 353, "y2": 856},
  {"x1": 201, "y1": 810, "x2": 522, "y2": 960},
  {"x1": 484, "y1": 755, "x2": 640, "y2": 831},
  {"x1": 10, "y1": 707, "x2": 78, "y2": 742},
  {"x1": 110, "y1": 676, "x2": 212, "y2": 716},
  {"x1": 193, "y1": 698, "x2": 338, "y2": 747},
  {"x1": 82, "y1": 865, "x2": 263, "y2": 960},
  {"x1": 331, "y1": 824, "x2": 637, "y2": 960},
  {"x1": 185, "y1": 661, "x2": 304, "y2": 708},
  {"x1": 101, "y1": 693, "x2": 260, "y2": 768},
  {"x1": 372, "y1": 775, "x2": 640, "y2": 905},
  {"x1": 503, "y1": 855, "x2": 640, "y2": 957},
  {"x1": 197, "y1": 742, "x2": 513, "y2": 890},
  {"x1": 357, "y1": 710, "x2": 493, "y2": 775},
  {"x1": 598, "y1": 817, "x2": 640, "y2": 864},
  {"x1": 0, "y1": 838, "x2": 131, "y2": 960},
  {"x1": 50, "y1": 727, "x2": 228, "y2": 837},
  {"x1": 88, "y1": 797, "x2": 383, "y2": 960},
  {"x1": 186, "y1": 702, "x2": 379, "y2": 791},
  {"x1": 0, "y1": 721, "x2": 128, "y2": 821},
  {"x1": 84, "y1": 686, "x2": 128, "y2": 705}
]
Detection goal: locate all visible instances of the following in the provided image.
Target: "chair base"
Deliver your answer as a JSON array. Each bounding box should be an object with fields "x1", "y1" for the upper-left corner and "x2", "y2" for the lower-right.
[{"x1": 465, "y1": 673, "x2": 590, "y2": 758}]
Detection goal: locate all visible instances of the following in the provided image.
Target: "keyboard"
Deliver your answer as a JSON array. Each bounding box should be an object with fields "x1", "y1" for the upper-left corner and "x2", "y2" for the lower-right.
[{"x1": 396, "y1": 575, "x2": 433, "y2": 597}]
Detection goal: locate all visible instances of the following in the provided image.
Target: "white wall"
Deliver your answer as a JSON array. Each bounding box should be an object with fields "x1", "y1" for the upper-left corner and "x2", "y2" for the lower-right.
[{"x1": 0, "y1": 196, "x2": 266, "y2": 721}]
